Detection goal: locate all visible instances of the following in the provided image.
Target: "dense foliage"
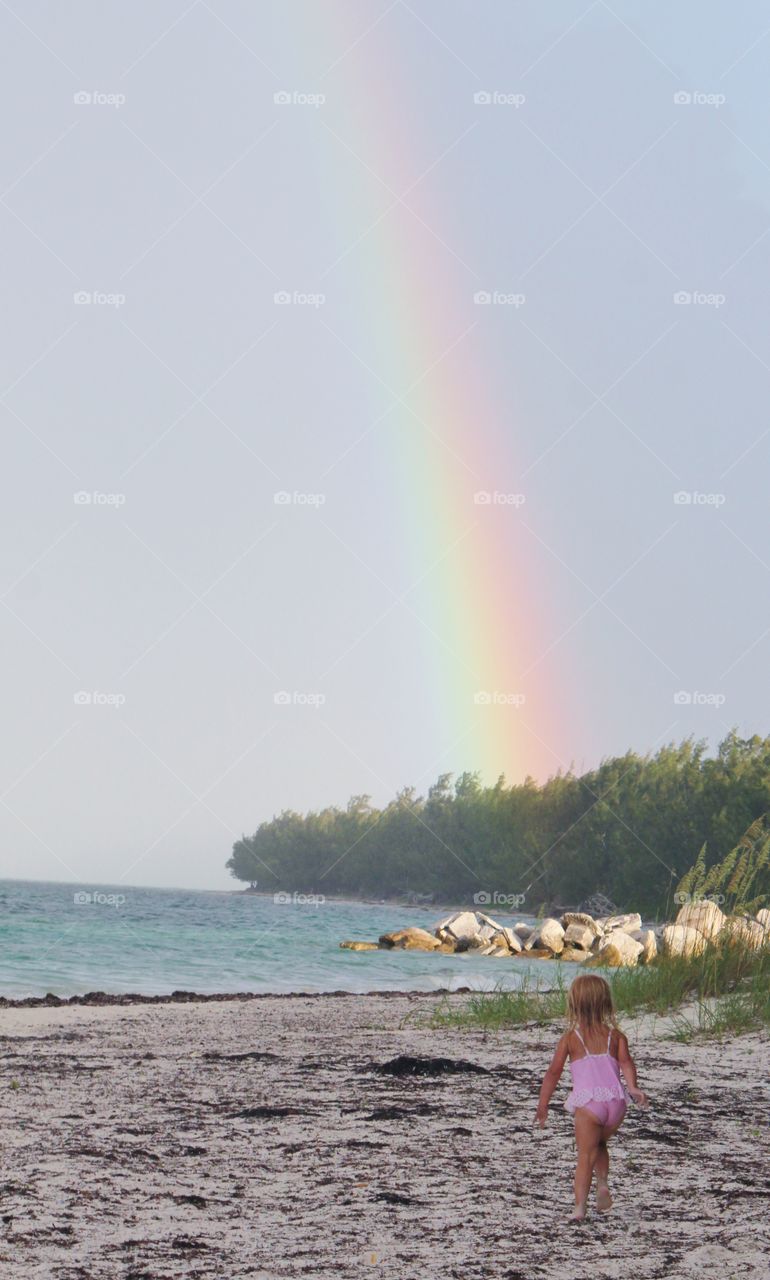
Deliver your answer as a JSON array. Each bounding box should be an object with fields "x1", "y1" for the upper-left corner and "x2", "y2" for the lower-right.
[{"x1": 226, "y1": 732, "x2": 770, "y2": 918}]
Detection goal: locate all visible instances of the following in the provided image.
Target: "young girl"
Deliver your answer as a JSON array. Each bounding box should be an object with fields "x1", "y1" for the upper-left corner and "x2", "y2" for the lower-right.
[{"x1": 535, "y1": 974, "x2": 648, "y2": 1220}]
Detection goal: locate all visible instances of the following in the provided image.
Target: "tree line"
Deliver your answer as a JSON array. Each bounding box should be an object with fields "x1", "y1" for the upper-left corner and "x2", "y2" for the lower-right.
[{"x1": 226, "y1": 732, "x2": 770, "y2": 917}]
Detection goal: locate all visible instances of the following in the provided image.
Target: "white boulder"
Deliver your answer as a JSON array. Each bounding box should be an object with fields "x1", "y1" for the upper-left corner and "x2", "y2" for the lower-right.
[
  {"x1": 723, "y1": 916, "x2": 766, "y2": 949},
  {"x1": 631, "y1": 928, "x2": 657, "y2": 964},
  {"x1": 754, "y1": 908, "x2": 770, "y2": 937},
  {"x1": 435, "y1": 910, "x2": 509, "y2": 947},
  {"x1": 661, "y1": 924, "x2": 706, "y2": 957},
  {"x1": 440, "y1": 911, "x2": 483, "y2": 943},
  {"x1": 598, "y1": 929, "x2": 644, "y2": 965},
  {"x1": 496, "y1": 927, "x2": 523, "y2": 953},
  {"x1": 562, "y1": 912, "x2": 602, "y2": 938},
  {"x1": 564, "y1": 922, "x2": 597, "y2": 951},
  {"x1": 476, "y1": 911, "x2": 505, "y2": 931},
  {"x1": 536, "y1": 918, "x2": 565, "y2": 955},
  {"x1": 675, "y1": 899, "x2": 725, "y2": 941},
  {"x1": 598, "y1": 912, "x2": 642, "y2": 934}
]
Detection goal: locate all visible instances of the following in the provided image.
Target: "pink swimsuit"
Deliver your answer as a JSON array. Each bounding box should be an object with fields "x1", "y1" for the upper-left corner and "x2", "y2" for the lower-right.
[{"x1": 565, "y1": 1024, "x2": 629, "y2": 1127}]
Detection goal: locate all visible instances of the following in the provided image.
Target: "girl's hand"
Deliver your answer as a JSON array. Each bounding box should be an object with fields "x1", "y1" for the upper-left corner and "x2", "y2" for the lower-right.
[
  {"x1": 628, "y1": 1086, "x2": 648, "y2": 1107},
  {"x1": 535, "y1": 1104, "x2": 548, "y2": 1128}
]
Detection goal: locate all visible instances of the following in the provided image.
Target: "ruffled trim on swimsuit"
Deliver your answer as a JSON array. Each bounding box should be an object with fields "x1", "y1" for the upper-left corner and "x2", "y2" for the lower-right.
[{"x1": 564, "y1": 1084, "x2": 630, "y2": 1113}]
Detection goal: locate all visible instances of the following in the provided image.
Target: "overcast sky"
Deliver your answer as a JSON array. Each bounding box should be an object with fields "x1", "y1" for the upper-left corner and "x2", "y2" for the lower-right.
[{"x1": 2, "y1": 1, "x2": 769, "y2": 890}]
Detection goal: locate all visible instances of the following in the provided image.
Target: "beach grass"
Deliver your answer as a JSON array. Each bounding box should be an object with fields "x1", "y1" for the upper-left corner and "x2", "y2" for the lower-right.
[
  {"x1": 425, "y1": 938, "x2": 770, "y2": 1037},
  {"x1": 425, "y1": 971, "x2": 568, "y2": 1030}
]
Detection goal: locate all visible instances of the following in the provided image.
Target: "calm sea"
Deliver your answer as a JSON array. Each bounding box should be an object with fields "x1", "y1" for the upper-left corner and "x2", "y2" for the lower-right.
[{"x1": 0, "y1": 880, "x2": 555, "y2": 998}]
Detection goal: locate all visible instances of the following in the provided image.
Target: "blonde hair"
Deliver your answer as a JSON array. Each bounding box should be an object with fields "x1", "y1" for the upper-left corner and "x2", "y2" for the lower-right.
[{"x1": 567, "y1": 974, "x2": 619, "y2": 1032}]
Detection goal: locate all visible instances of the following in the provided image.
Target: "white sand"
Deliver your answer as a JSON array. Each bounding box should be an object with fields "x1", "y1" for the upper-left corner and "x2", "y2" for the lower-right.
[{"x1": 0, "y1": 994, "x2": 767, "y2": 1279}]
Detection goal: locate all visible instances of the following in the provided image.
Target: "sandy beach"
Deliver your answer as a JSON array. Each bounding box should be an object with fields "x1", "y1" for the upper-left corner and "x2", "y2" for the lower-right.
[{"x1": 1, "y1": 992, "x2": 767, "y2": 1280}]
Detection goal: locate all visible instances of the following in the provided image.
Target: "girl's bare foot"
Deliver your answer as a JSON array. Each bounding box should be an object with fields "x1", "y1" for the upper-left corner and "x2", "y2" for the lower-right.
[
  {"x1": 571, "y1": 1203, "x2": 587, "y2": 1221},
  {"x1": 596, "y1": 1182, "x2": 612, "y2": 1212}
]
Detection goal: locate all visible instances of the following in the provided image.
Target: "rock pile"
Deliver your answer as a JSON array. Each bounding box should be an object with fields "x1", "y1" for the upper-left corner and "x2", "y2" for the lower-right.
[
  {"x1": 340, "y1": 898, "x2": 770, "y2": 967},
  {"x1": 661, "y1": 899, "x2": 769, "y2": 956}
]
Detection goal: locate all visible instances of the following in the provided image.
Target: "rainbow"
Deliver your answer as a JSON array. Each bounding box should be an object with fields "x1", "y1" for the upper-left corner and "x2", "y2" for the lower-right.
[{"x1": 275, "y1": 5, "x2": 570, "y2": 784}]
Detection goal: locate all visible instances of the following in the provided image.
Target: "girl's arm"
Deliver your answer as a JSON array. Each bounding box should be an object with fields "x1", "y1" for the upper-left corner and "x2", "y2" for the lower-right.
[
  {"x1": 617, "y1": 1032, "x2": 648, "y2": 1105},
  {"x1": 535, "y1": 1033, "x2": 570, "y2": 1127}
]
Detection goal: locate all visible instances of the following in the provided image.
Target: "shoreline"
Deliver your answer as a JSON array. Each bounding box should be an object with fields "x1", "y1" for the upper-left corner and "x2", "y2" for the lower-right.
[{"x1": 0, "y1": 986, "x2": 486, "y2": 1009}]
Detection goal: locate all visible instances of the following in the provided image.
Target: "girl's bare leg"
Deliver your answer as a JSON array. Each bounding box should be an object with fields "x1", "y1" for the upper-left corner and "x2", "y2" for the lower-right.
[
  {"x1": 573, "y1": 1110, "x2": 602, "y2": 1219},
  {"x1": 594, "y1": 1141, "x2": 611, "y2": 1210},
  {"x1": 594, "y1": 1122, "x2": 623, "y2": 1210}
]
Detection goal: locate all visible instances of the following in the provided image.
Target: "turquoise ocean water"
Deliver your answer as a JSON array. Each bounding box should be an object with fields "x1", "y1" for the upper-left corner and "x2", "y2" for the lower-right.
[{"x1": 0, "y1": 880, "x2": 555, "y2": 998}]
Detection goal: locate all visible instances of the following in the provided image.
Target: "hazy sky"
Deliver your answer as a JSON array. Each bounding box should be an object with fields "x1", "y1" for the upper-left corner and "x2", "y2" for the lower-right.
[{"x1": 2, "y1": 1, "x2": 769, "y2": 890}]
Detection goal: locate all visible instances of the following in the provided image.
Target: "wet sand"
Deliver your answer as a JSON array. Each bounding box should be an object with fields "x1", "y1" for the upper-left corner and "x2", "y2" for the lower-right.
[{"x1": 0, "y1": 992, "x2": 767, "y2": 1279}]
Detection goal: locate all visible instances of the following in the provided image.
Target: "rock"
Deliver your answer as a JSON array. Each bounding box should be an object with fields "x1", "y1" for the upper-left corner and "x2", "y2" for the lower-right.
[
  {"x1": 675, "y1": 900, "x2": 725, "y2": 941},
  {"x1": 340, "y1": 940, "x2": 378, "y2": 951},
  {"x1": 722, "y1": 916, "x2": 766, "y2": 949},
  {"x1": 661, "y1": 924, "x2": 706, "y2": 957},
  {"x1": 756, "y1": 908, "x2": 770, "y2": 937},
  {"x1": 495, "y1": 927, "x2": 522, "y2": 954},
  {"x1": 631, "y1": 929, "x2": 657, "y2": 964},
  {"x1": 597, "y1": 913, "x2": 642, "y2": 934},
  {"x1": 558, "y1": 947, "x2": 586, "y2": 962},
  {"x1": 435, "y1": 940, "x2": 456, "y2": 953},
  {"x1": 378, "y1": 927, "x2": 441, "y2": 951},
  {"x1": 476, "y1": 923, "x2": 501, "y2": 944},
  {"x1": 475, "y1": 911, "x2": 505, "y2": 932},
  {"x1": 561, "y1": 912, "x2": 601, "y2": 936},
  {"x1": 523, "y1": 947, "x2": 554, "y2": 959},
  {"x1": 478, "y1": 942, "x2": 513, "y2": 958},
  {"x1": 434, "y1": 916, "x2": 483, "y2": 947},
  {"x1": 441, "y1": 911, "x2": 484, "y2": 944},
  {"x1": 585, "y1": 942, "x2": 639, "y2": 967},
  {"x1": 584, "y1": 943, "x2": 629, "y2": 968},
  {"x1": 537, "y1": 917, "x2": 565, "y2": 954},
  {"x1": 557, "y1": 911, "x2": 598, "y2": 942},
  {"x1": 598, "y1": 930, "x2": 643, "y2": 965},
  {"x1": 563, "y1": 922, "x2": 597, "y2": 951},
  {"x1": 513, "y1": 923, "x2": 533, "y2": 941},
  {"x1": 463, "y1": 933, "x2": 489, "y2": 951}
]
